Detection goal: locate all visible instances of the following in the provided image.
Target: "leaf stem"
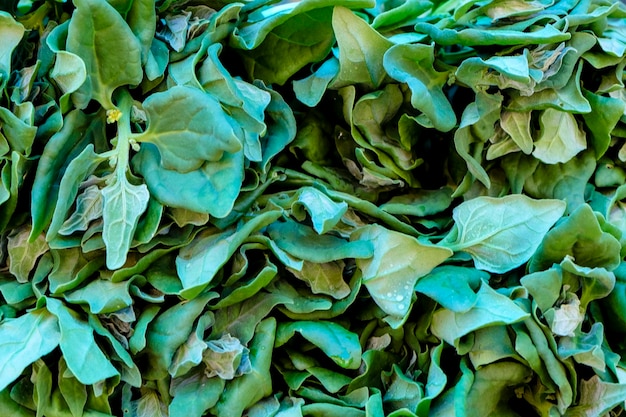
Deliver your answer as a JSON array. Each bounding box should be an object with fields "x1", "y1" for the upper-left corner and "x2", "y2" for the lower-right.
[{"x1": 111, "y1": 90, "x2": 134, "y2": 179}]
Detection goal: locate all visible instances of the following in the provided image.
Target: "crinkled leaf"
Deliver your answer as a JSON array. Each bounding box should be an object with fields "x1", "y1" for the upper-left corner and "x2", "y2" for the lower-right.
[
  {"x1": 203, "y1": 333, "x2": 250, "y2": 380},
  {"x1": 383, "y1": 43, "x2": 456, "y2": 131},
  {"x1": 212, "y1": 317, "x2": 276, "y2": 417},
  {"x1": 8, "y1": 225, "x2": 49, "y2": 283}
]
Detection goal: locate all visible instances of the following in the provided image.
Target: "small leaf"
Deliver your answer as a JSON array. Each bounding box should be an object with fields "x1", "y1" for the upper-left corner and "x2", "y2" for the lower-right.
[
  {"x1": 8, "y1": 225, "x2": 49, "y2": 283},
  {"x1": 532, "y1": 108, "x2": 586, "y2": 164},
  {"x1": 275, "y1": 320, "x2": 362, "y2": 369},
  {"x1": 287, "y1": 260, "x2": 351, "y2": 300},
  {"x1": 331, "y1": 6, "x2": 393, "y2": 89},
  {"x1": 59, "y1": 185, "x2": 103, "y2": 235},
  {"x1": 546, "y1": 294, "x2": 583, "y2": 337}
]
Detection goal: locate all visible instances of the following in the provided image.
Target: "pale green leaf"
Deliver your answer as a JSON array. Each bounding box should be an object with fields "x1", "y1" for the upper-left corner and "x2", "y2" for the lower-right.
[{"x1": 102, "y1": 175, "x2": 149, "y2": 269}]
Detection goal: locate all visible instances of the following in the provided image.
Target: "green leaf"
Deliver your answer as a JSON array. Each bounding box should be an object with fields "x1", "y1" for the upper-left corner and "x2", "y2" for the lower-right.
[
  {"x1": 532, "y1": 108, "x2": 587, "y2": 164},
  {"x1": 500, "y1": 111, "x2": 533, "y2": 154},
  {"x1": 46, "y1": 298, "x2": 119, "y2": 386},
  {"x1": 58, "y1": 358, "x2": 88, "y2": 417},
  {"x1": 383, "y1": 43, "x2": 455, "y2": 132},
  {"x1": 213, "y1": 263, "x2": 278, "y2": 309},
  {"x1": 169, "y1": 372, "x2": 224, "y2": 417},
  {"x1": 414, "y1": 22, "x2": 570, "y2": 46},
  {"x1": 203, "y1": 333, "x2": 250, "y2": 380},
  {"x1": 102, "y1": 175, "x2": 149, "y2": 269},
  {"x1": 132, "y1": 142, "x2": 244, "y2": 217},
  {"x1": 276, "y1": 320, "x2": 362, "y2": 369},
  {"x1": 415, "y1": 266, "x2": 486, "y2": 313},
  {"x1": 287, "y1": 260, "x2": 351, "y2": 300},
  {"x1": 0, "y1": 308, "x2": 60, "y2": 392},
  {"x1": 430, "y1": 282, "x2": 529, "y2": 348},
  {"x1": 64, "y1": 278, "x2": 134, "y2": 314},
  {"x1": 0, "y1": 12, "x2": 25, "y2": 83},
  {"x1": 8, "y1": 225, "x2": 49, "y2": 283},
  {"x1": 176, "y1": 210, "x2": 282, "y2": 299},
  {"x1": 382, "y1": 364, "x2": 423, "y2": 411},
  {"x1": 441, "y1": 195, "x2": 566, "y2": 273},
  {"x1": 0, "y1": 107, "x2": 37, "y2": 155},
  {"x1": 47, "y1": 144, "x2": 106, "y2": 241},
  {"x1": 291, "y1": 186, "x2": 348, "y2": 235},
  {"x1": 379, "y1": 188, "x2": 453, "y2": 217},
  {"x1": 211, "y1": 292, "x2": 289, "y2": 345},
  {"x1": 582, "y1": 89, "x2": 626, "y2": 159},
  {"x1": 520, "y1": 268, "x2": 562, "y2": 312},
  {"x1": 48, "y1": 247, "x2": 105, "y2": 295},
  {"x1": 143, "y1": 292, "x2": 216, "y2": 380},
  {"x1": 237, "y1": 8, "x2": 336, "y2": 85},
  {"x1": 524, "y1": 149, "x2": 596, "y2": 213},
  {"x1": 529, "y1": 204, "x2": 622, "y2": 272},
  {"x1": 66, "y1": 0, "x2": 142, "y2": 109},
  {"x1": 59, "y1": 184, "x2": 103, "y2": 236},
  {"x1": 212, "y1": 317, "x2": 276, "y2": 417},
  {"x1": 565, "y1": 375, "x2": 626, "y2": 416},
  {"x1": 30, "y1": 110, "x2": 98, "y2": 239},
  {"x1": 353, "y1": 224, "x2": 452, "y2": 325},
  {"x1": 135, "y1": 85, "x2": 242, "y2": 173},
  {"x1": 268, "y1": 219, "x2": 374, "y2": 263},
  {"x1": 331, "y1": 6, "x2": 394, "y2": 89},
  {"x1": 557, "y1": 322, "x2": 605, "y2": 371},
  {"x1": 464, "y1": 361, "x2": 533, "y2": 417}
]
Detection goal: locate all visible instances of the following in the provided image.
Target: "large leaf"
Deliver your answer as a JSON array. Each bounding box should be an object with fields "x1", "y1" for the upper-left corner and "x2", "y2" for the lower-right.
[
  {"x1": 46, "y1": 298, "x2": 119, "y2": 386},
  {"x1": 441, "y1": 195, "x2": 566, "y2": 273},
  {"x1": 66, "y1": 0, "x2": 143, "y2": 109},
  {"x1": 134, "y1": 86, "x2": 242, "y2": 172},
  {"x1": 353, "y1": 224, "x2": 452, "y2": 325},
  {"x1": 0, "y1": 309, "x2": 60, "y2": 392}
]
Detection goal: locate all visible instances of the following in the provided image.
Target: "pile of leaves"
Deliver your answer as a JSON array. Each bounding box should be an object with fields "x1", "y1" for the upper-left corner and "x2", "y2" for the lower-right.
[{"x1": 1, "y1": 0, "x2": 626, "y2": 415}]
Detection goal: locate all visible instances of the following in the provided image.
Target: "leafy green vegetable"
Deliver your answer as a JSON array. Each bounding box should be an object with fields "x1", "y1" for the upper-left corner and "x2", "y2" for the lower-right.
[{"x1": 3, "y1": 0, "x2": 626, "y2": 415}]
